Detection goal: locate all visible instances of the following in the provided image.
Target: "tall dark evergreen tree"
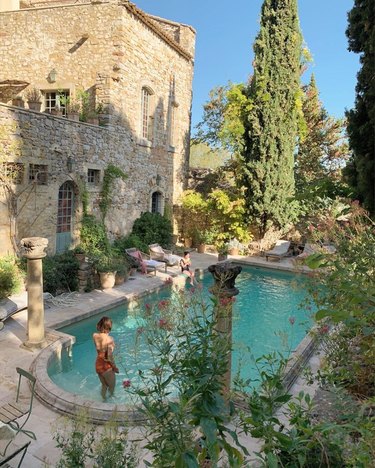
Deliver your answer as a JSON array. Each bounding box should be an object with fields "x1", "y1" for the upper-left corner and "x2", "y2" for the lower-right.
[
  {"x1": 345, "y1": 0, "x2": 375, "y2": 215},
  {"x1": 239, "y1": 0, "x2": 302, "y2": 235}
]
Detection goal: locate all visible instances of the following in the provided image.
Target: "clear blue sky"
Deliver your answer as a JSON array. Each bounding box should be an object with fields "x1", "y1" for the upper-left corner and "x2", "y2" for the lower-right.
[{"x1": 135, "y1": 0, "x2": 359, "y2": 132}]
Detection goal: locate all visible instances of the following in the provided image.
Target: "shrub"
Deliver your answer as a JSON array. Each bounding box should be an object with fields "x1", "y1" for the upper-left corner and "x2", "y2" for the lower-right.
[
  {"x1": 131, "y1": 212, "x2": 172, "y2": 248},
  {"x1": 43, "y1": 252, "x2": 79, "y2": 295},
  {"x1": 80, "y1": 215, "x2": 110, "y2": 257},
  {"x1": 0, "y1": 256, "x2": 23, "y2": 299},
  {"x1": 113, "y1": 234, "x2": 148, "y2": 254}
]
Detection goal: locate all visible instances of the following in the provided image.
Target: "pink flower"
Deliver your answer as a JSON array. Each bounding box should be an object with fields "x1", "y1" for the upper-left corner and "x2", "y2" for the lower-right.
[
  {"x1": 122, "y1": 379, "x2": 131, "y2": 388},
  {"x1": 157, "y1": 299, "x2": 170, "y2": 310},
  {"x1": 164, "y1": 277, "x2": 173, "y2": 285},
  {"x1": 289, "y1": 316, "x2": 295, "y2": 326},
  {"x1": 308, "y1": 224, "x2": 315, "y2": 232},
  {"x1": 190, "y1": 287, "x2": 196, "y2": 294},
  {"x1": 219, "y1": 297, "x2": 235, "y2": 307},
  {"x1": 136, "y1": 327, "x2": 145, "y2": 335},
  {"x1": 158, "y1": 318, "x2": 171, "y2": 330},
  {"x1": 145, "y1": 303, "x2": 151, "y2": 311},
  {"x1": 319, "y1": 325, "x2": 329, "y2": 335}
]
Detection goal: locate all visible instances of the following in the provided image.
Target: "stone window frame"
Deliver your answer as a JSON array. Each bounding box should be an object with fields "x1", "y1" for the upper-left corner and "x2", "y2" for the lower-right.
[
  {"x1": 2, "y1": 162, "x2": 25, "y2": 185},
  {"x1": 43, "y1": 89, "x2": 70, "y2": 116},
  {"x1": 29, "y1": 164, "x2": 48, "y2": 185},
  {"x1": 140, "y1": 85, "x2": 155, "y2": 144},
  {"x1": 150, "y1": 189, "x2": 164, "y2": 215},
  {"x1": 87, "y1": 168, "x2": 101, "y2": 186}
]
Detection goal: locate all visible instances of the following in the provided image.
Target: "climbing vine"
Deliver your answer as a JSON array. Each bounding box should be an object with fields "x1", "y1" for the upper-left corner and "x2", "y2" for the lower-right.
[{"x1": 99, "y1": 164, "x2": 127, "y2": 220}]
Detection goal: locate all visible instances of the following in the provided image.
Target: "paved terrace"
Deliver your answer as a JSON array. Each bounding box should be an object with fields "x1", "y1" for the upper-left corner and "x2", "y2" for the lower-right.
[{"x1": 0, "y1": 252, "x2": 317, "y2": 467}]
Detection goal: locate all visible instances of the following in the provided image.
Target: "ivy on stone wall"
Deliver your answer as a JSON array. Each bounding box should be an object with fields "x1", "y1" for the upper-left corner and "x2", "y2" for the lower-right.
[{"x1": 99, "y1": 164, "x2": 127, "y2": 221}]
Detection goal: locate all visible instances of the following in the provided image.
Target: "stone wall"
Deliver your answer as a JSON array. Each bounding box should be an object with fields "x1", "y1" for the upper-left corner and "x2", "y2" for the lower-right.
[{"x1": 0, "y1": 0, "x2": 195, "y2": 255}]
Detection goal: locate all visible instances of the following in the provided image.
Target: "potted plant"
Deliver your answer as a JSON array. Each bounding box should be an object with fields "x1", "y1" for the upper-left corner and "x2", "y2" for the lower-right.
[
  {"x1": 216, "y1": 242, "x2": 229, "y2": 262},
  {"x1": 24, "y1": 87, "x2": 42, "y2": 111},
  {"x1": 113, "y1": 257, "x2": 130, "y2": 285},
  {"x1": 195, "y1": 229, "x2": 214, "y2": 254},
  {"x1": 66, "y1": 97, "x2": 81, "y2": 121},
  {"x1": 228, "y1": 238, "x2": 241, "y2": 256},
  {"x1": 86, "y1": 110, "x2": 99, "y2": 125},
  {"x1": 96, "y1": 256, "x2": 117, "y2": 289},
  {"x1": 73, "y1": 245, "x2": 85, "y2": 263},
  {"x1": 12, "y1": 96, "x2": 24, "y2": 108}
]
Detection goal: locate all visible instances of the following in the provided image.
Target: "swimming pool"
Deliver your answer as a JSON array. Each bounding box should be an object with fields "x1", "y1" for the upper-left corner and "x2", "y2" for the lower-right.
[{"x1": 48, "y1": 265, "x2": 313, "y2": 404}]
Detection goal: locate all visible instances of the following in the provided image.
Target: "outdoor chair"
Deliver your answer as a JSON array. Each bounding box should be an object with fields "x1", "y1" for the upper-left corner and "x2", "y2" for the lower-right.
[
  {"x1": 264, "y1": 240, "x2": 291, "y2": 261},
  {"x1": 0, "y1": 441, "x2": 30, "y2": 468},
  {"x1": 125, "y1": 248, "x2": 167, "y2": 275},
  {"x1": 0, "y1": 368, "x2": 36, "y2": 457},
  {"x1": 148, "y1": 244, "x2": 181, "y2": 266},
  {"x1": 294, "y1": 242, "x2": 336, "y2": 263}
]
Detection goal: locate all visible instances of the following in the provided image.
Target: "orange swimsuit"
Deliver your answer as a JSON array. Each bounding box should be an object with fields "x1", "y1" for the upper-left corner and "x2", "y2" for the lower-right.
[{"x1": 95, "y1": 350, "x2": 113, "y2": 374}]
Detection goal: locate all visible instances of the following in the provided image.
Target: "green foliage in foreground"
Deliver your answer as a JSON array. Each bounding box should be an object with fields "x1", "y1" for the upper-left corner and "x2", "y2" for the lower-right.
[{"x1": 0, "y1": 256, "x2": 23, "y2": 299}]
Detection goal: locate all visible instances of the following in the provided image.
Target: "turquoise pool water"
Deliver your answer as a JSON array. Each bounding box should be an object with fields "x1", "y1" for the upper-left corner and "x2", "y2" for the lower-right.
[{"x1": 49, "y1": 266, "x2": 313, "y2": 403}]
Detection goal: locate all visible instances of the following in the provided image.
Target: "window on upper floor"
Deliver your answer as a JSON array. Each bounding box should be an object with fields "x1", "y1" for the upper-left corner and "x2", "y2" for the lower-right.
[
  {"x1": 151, "y1": 191, "x2": 162, "y2": 214},
  {"x1": 87, "y1": 169, "x2": 100, "y2": 185},
  {"x1": 44, "y1": 90, "x2": 70, "y2": 116},
  {"x1": 2, "y1": 162, "x2": 24, "y2": 184},
  {"x1": 29, "y1": 164, "x2": 48, "y2": 185},
  {"x1": 141, "y1": 87, "x2": 153, "y2": 140}
]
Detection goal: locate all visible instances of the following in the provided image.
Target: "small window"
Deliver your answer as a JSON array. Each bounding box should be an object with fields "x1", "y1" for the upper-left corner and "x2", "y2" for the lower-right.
[
  {"x1": 29, "y1": 164, "x2": 48, "y2": 185},
  {"x1": 141, "y1": 87, "x2": 153, "y2": 140},
  {"x1": 44, "y1": 90, "x2": 69, "y2": 116},
  {"x1": 151, "y1": 191, "x2": 162, "y2": 214},
  {"x1": 2, "y1": 162, "x2": 24, "y2": 184},
  {"x1": 87, "y1": 169, "x2": 100, "y2": 185}
]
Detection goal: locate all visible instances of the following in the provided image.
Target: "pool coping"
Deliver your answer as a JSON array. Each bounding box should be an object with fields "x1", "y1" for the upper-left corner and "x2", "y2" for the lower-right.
[{"x1": 31, "y1": 259, "x2": 315, "y2": 424}]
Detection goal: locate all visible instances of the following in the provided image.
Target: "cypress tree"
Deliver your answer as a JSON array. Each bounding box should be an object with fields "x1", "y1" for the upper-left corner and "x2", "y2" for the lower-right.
[
  {"x1": 239, "y1": 0, "x2": 302, "y2": 236},
  {"x1": 345, "y1": 0, "x2": 375, "y2": 215}
]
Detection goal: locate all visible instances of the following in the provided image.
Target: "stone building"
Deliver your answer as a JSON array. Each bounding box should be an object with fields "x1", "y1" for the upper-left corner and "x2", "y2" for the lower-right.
[{"x1": 0, "y1": 0, "x2": 195, "y2": 254}]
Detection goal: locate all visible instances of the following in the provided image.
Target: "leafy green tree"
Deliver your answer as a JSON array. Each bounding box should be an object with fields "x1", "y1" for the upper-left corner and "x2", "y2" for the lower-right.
[
  {"x1": 296, "y1": 74, "x2": 350, "y2": 198},
  {"x1": 194, "y1": 82, "x2": 250, "y2": 157},
  {"x1": 345, "y1": 0, "x2": 375, "y2": 215},
  {"x1": 239, "y1": 0, "x2": 302, "y2": 236}
]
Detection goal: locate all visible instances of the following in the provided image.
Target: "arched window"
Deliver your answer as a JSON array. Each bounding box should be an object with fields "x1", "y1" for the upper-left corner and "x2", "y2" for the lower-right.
[
  {"x1": 151, "y1": 191, "x2": 162, "y2": 214},
  {"x1": 141, "y1": 87, "x2": 153, "y2": 140}
]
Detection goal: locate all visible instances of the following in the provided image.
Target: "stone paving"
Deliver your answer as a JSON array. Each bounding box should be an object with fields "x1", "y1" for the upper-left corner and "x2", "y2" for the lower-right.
[{"x1": 0, "y1": 252, "x2": 317, "y2": 467}]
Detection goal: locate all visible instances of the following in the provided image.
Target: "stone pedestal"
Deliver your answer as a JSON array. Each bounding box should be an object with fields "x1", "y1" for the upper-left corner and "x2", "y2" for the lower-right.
[
  {"x1": 208, "y1": 262, "x2": 242, "y2": 397},
  {"x1": 21, "y1": 237, "x2": 48, "y2": 349}
]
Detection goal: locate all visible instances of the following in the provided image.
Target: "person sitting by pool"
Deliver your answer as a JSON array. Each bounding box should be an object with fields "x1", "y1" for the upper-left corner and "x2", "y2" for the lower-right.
[
  {"x1": 93, "y1": 316, "x2": 119, "y2": 400},
  {"x1": 180, "y1": 251, "x2": 195, "y2": 285}
]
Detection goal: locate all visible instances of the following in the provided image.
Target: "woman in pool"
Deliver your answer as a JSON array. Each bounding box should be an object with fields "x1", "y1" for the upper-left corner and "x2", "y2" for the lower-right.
[
  {"x1": 180, "y1": 251, "x2": 195, "y2": 285},
  {"x1": 93, "y1": 316, "x2": 119, "y2": 399}
]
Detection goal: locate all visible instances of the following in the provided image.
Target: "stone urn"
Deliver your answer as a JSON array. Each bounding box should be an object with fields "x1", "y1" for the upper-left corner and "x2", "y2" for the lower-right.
[
  {"x1": 99, "y1": 271, "x2": 116, "y2": 289},
  {"x1": 27, "y1": 101, "x2": 42, "y2": 112},
  {"x1": 115, "y1": 271, "x2": 128, "y2": 286},
  {"x1": 197, "y1": 244, "x2": 206, "y2": 254}
]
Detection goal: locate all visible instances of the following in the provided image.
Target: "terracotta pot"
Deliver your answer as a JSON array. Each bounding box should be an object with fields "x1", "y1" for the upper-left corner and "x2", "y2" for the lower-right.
[
  {"x1": 115, "y1": 272, "x2": 128, "y2": 285},
  {"x1": 197, "y1": 244, "x2": 206, "y2": 254},
  {"x1": 27, "y1": 101, "x2": 41, "y2": 111},
  {"x1": 67, "y1": 112, "x2": 80, "y2": 121},
  {"x1": 228, "y1": 247, "x2": 239, "y2": 255},
  {"x1": 74, "y1": 253, "x2": 86, "y2": 263},
  {"x1": 99, "y1": 271, "x2": 116, "y2": 289},
  {"x1": 184, "y1": 238, "x2": 192, "y2": 248},
  {"x1": 87, "y1": 117, "x2": 99, "y2": 125}
]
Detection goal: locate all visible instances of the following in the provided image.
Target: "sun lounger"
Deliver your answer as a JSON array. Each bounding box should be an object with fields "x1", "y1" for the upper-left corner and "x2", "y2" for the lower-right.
[
  {"x1": 295, "y1": 242, "x2": 336, "y2": 261},
  {"x1": 125, "y1": 248, "x2": 167, "y2": 275},
  {"x1": 148, "y1": 244, "x2": 181, "y2": 266},
  {"x1": 264, "y1": 240, "x2": 291, "y2": 261}
]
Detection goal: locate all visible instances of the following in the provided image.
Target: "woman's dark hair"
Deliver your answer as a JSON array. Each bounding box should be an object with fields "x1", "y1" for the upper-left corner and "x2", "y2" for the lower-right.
[
  {"x1": 96, "y1": 316, "x2": 112, "y2": 333},
  {"x1": 183, "y1": 251, "x2": 189, "y2": 256}
]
